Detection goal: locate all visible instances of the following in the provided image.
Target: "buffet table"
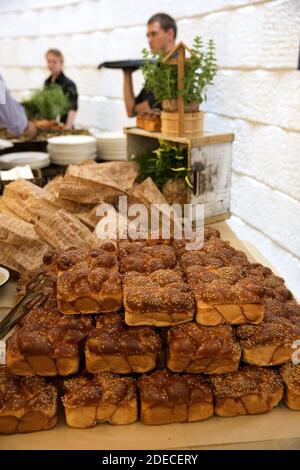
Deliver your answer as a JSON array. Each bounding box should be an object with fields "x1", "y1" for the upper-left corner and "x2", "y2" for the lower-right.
[{"x1": 1, "y1": 221, "x2": 300, "y2": 450}]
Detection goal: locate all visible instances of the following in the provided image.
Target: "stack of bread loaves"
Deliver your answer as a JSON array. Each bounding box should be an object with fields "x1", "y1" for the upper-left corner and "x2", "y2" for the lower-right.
[{"x1": 1, "y1": 227, "x2": 300, "y2": 434}]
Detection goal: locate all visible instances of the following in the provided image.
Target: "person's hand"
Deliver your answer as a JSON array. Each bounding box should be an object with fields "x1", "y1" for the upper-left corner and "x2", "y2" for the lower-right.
[{"x1": 24, "y1": 120, "x2": 37, "y2": 138}]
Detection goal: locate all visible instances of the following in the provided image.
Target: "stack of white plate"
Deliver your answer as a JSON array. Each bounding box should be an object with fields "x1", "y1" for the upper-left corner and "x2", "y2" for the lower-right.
[
  {"x1": 95, "y1": 132, "x2": 126, "y2": 161},
  {"x1": 0, "y1": 151, "x2": 50, "y2": 170},
  {"x1": 47, "y1": 135, "x2": 97, "y2": 166}
]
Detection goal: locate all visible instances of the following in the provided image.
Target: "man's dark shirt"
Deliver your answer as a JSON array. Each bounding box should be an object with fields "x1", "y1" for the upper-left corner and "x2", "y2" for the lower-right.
[
  {"x1": 135, "y1": 87, "x2": 161, "y2": 110},
  {"x1": 44, "y1": 72, "x2": 78, "y2": 123}
]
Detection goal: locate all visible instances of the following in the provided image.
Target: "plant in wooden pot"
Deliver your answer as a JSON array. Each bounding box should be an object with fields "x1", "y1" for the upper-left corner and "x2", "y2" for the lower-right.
[
  {"x1": 21, "y1": 84, "x2": 69, "y2": 131},
  {"x1": 134, "y1": 139, "x2": 191, "y2": 206},
  {"x1": 141, "y1": 36, "x2": 217, "y2": 137}
]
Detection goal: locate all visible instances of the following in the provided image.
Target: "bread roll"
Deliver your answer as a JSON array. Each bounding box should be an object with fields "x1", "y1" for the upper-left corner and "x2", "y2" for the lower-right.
[
  {"x1": 0, "y1": 366, "x2": 57, "y2": 434},
  {"x1": 6, "y1": 307, "x2": 92, "y2": 376},
  {"x1": 62, "y1": 373, "x2": 137, "y2": 427},
  {"x1": 167, "y1": 322, "x2": 241, "y2": 374},
  {"x1": 119, "y1": 241, "x2": 178, "y2": 274},
  {"x1": 56, "y1": 246, "x2": 122, "y2": 314},
  {"x1": 237, "y1": 317, "x2": 300, "y2": 366},
  {"x1": 85, "y1": 312, "x2": 161, "y2": 374},
  {"x1": 280, "y1": 362, "x2": 300, "y2": 410},
  {"x1": 123, "y1": 269, "x2": 195, "y2": 327},
  {"x1": 186, "y1": 264, "x2": 265, "y2": 326},
  {"x1": 139, "y1": 369, "x2": 213, "y2": 425},
  {"x1": 211, "y1": 366, "x2": 283, "y2": 417}
]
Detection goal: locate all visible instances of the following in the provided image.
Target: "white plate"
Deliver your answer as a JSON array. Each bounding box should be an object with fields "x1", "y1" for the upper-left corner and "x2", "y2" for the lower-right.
[
  {"x1": 51, "y1": 152, "x2": 97, "y2": 163},
  {"x1": 0, "y1": 152, "x2": 50, "y2": 170},
  {"x1": 48, "y1": 135, "x2": 96, "y2": 146},
  {"x1": 48, "y1": 146, "x2": 96, "y2": 155},
  {"x1": 98, "y1": 147, "x2": 126, "y2": 151},
  {"x1": 48, "y1": 149, "x2": 96, "y2": 156},
  {"x1": 0, "y1": 267, "x2": 10, "y2": 287},
  {"x1": 95, "y1": 132, "x2": 125, "y2": 140},
  {"x1": 97, "y1": 147, "x2": 126, "y2": 152},
  {"x1": 51, "y1": 155, "x2": 97, "y2": 166}
]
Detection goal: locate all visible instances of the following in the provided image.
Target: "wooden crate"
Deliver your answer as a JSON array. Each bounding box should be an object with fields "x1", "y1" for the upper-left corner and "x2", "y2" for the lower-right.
[{"x1": 124, "y1": 127, "x2": 234, "y2": 224}]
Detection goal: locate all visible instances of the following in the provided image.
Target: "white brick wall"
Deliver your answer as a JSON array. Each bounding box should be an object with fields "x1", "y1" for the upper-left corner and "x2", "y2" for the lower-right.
[{"x1": 0, "y1": 0, "x2": 299, "y2": 296}]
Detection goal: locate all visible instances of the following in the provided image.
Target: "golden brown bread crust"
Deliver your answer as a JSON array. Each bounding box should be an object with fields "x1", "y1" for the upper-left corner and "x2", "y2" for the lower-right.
[
  {"x1": 172, "y1": 227, "x2": 221, "y2": 257},
  {"x1": 20, "y1": 306, "x2": 93, "y2": 330},
  {"x1": 62, "y1": 373, "x2": 137, "y2": 427},
  {"x1": 264, "y1": 298, "x2": 300, "y2": 322},
  {"x1": 185, "y1": 265, "x2": 265, "y2": 326},
  {"x1": 176, "y1": 240, "x2": 276, "y2": 327},
  {"x1": 280, "y1": 363, "x2": 300, "y2": 410},
  {"x1": 186, "y1": 265, "x2": 266, "y2": 304},
  {"x1": 6, "y1": 307, "x2": 92, "y2": 376},
  {"x1": 211, "y1": 366, "x2": 283, "y2": 417},
  {"x1": 138, "y1": 369, "x2": 213, "y2": 424},
  {"x1": 85, "y1": 313, "x2": 161, "y2": 374},
  {"x1": 56, "y1": 247, "x2": 122, "y2": 314},
  {"x1": 167, "y1": 323, "x2": 241, "y2": 374},
  {"x1": 123, "y1": 269, "x2": 195, "y2": 327},
  {"x1": 179, "y1": 239, "x2": 250, "y2": 270},
  {"x1": 252, "y1": 265, "x2": 294, "y2": 303},
  {"x1": 236, "y1": 317, "x2": 300, "y2": 366},
  {"x1": 0, "y1": 366, "x2": 57, "y2": 434},
  {"x1": 119, "y1": 242, "x2": 178, "y2": 274}
]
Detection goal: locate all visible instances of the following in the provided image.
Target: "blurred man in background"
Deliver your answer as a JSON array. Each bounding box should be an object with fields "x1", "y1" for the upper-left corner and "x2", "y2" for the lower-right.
[{"x1": 123, "y1": 13, "x2": 177, "y2": 117}]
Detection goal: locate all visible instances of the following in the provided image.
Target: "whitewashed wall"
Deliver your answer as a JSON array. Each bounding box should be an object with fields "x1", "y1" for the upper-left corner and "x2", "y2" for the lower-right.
[{"x1": 0, "y1": 0, "x2": 299, "y2": 297}]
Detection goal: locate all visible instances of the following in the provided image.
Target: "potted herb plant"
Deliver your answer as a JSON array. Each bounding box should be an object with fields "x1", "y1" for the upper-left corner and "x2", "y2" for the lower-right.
[
  {"x1": 141, "y1": 36, "x2": 217, "y2": 137},
  {"x1": 134, "y1": 139, "x2": 191, "y2": 205},
  {"x1": 22, "y1": 84, "x2": 70, "y2": 130}
]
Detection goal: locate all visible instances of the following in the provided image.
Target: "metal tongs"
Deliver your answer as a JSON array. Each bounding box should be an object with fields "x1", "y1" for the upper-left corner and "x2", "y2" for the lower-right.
[{"x1": 0, "y1": 272, "x2": 48, "y2": 340}]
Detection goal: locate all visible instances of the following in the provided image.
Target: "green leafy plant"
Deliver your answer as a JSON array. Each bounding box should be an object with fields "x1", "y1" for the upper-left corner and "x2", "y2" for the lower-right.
[
  {"x1": 141, "y1": 35, "x2": 217, "y2": 105},
  {"x1": 22, "y1": 84, "x2": 70, "y2": 120},
  {"x1": 134, "y1": 140, "x2": 192, "y2": 189}
]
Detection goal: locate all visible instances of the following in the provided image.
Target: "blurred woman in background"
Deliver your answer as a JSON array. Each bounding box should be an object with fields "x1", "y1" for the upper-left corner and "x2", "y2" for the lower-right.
[{"x1": 45, "y1": 49, "x2": 78, "y2": 129}]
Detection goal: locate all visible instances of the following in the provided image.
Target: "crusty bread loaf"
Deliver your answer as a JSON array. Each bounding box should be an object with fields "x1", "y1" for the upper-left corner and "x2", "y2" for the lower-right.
[
  {"x1": 280, "y1": 363, "x2": 300, "y2": 410},
  {"x1": 6, "y1": 307, "x2": 92, "y2": 376},
  {"x1": 264, "y1": 298, "x2": 300, "y2": 322},
  {"x1": 62, "y1": 373, "x2": 137, "y2": 427},
  {"x1": 167, "y1": 322, "x2": 241, "y2": 374},
  {"x1": 85, "y1": 313, "x2": 161, "y2": 374},
  {"x1": 174, "y1": 238, "x2": 267, "y2": 326},
  {"x1": 186, "y1": 264, "x2": 265, "y2": 326},
  {"x1": 178, "y1": 238, "x2": 250, "y2": 270},
  {"x1": 172, "y1": 226, "x2": 221, "y2": 257},
  {"x1": 138, "y1": 369, "x2": 213, "y2": 425},
  {"x1": 211, "y1": 366, "x2": 283, "y2": 417},
  {"x1": 0, "y1": 366, "x2": 57, "y2": 434},
  {"x1": 236, "y1": 317, "x2": 300, "y2": 366},
  {"x1": 123, "y1": 269, "x2": 195, "y2": 327},
  {"x1": 119, "y1": 241, "x2": 179, "y2": 274},
  {"x1": 56, "y1": 246, "x2": 122, "y2": 314}
]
